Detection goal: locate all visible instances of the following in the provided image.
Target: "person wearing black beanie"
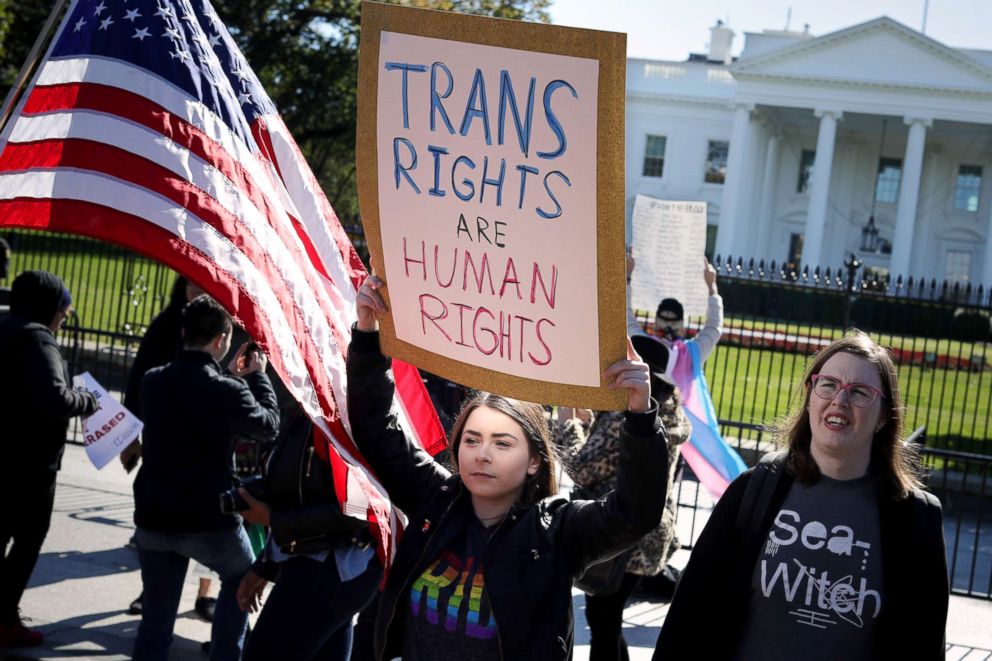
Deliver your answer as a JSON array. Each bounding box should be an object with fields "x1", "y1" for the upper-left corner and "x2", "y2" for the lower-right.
[{"x1": 0, "y1": 270, "x2": 98, "y2": 648}]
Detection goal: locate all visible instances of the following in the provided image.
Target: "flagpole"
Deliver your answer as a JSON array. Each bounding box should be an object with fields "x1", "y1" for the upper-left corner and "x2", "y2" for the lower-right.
[{"x1": 0, "y1": 0, "x2": 72, "y2": 145}]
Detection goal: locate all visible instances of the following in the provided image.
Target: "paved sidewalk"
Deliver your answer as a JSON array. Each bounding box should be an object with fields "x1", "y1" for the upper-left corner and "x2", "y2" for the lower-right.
[{"x1": 3, "y1": 444, "x2": 991, "y2": 660}]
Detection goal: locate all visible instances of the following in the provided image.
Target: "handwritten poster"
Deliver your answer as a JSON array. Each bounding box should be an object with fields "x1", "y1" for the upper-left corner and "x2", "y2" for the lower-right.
[
  {"x1": 357, "y1": 3, "x2": 627, "y2": 408},
  {"x1": 630, "y1": 195, "x2": 709, "y2": 318}
]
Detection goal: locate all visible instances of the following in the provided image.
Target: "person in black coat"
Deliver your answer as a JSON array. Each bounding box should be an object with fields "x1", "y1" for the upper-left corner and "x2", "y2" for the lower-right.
[
  {"x1": 131, "y1": 295, "x2": 279, "y2": 661},
  {"x1": 654, "y1": 332, "x2": 948, "y2": 660},
  {"x1": 234, "y1": 409, "x2": 383, "y2": 660},
  {"x1": 119, "y1": 276, "x2": 203, "y2": 472},
  {"x1": 120, "y1": 276, "x2": 227, "y2": 619},
  {"x1": 349, "y1": 275, "x2": 670, "y2": 661},
  {"x1": 0, "y1": 270, "x2": 98, "y2": 648}
]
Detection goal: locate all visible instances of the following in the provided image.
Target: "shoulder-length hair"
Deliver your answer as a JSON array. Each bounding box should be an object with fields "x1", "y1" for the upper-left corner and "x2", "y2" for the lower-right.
[
  {"x1": 448, "y1": 393, "x2": 560, "y2": 503},
  {"x1": 781, "y1": 330, "x2": 921, "y2": 499}
]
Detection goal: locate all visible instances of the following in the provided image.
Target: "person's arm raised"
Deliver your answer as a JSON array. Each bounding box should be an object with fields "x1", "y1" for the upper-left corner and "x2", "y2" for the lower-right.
[
  {"x1": 356, "y1": 274, "x2": 388, "y2": 332},
  {"x1": 694, "y1": 258, "x2": 723, "y2": 363},
  {"x1": 603, "y1": 336, "x2": 651, "y2": 413},
  {"x1": 348, "y1": 275, "x2": 450, "y2": 513}
]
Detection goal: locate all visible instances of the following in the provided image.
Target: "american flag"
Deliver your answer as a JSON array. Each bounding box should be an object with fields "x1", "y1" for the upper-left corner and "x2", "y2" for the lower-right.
[{"x1": 0, "y1": 0, "x2": 447, "y2": 566}]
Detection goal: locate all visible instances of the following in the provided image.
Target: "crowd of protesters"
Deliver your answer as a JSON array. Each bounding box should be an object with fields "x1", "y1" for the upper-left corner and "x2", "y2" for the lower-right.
[{"x1": 0, "y1": 262, "x2": 948, "y2": 660}]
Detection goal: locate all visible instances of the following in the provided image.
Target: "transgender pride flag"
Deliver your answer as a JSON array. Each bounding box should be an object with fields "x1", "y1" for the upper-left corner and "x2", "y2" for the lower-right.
[{"x1": 670, "y1": 339, "x2": 746, "y2": 498}]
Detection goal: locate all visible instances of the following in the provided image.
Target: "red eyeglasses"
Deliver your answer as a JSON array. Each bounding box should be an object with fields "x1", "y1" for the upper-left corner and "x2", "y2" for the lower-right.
[{"x1": 810, "y1": 374, "x2": 886, "y2": 408}]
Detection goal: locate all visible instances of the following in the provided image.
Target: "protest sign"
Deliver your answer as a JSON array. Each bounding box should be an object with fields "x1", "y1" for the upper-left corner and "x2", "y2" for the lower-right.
[
  {"x1": 630, "y1": 195, "x2": 709, "y2": 318},
  {"x1": 72, "y1": 372, "x2": 143, "y2": 470},
  {"x1": 357, "y1": 2, "x2": 627, "y2": 409}
]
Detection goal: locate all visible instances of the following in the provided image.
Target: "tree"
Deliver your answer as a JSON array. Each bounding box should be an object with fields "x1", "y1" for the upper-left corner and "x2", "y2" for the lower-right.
[
  {"x1": 211, "y1": 0, "x2": 551, "y2": 220},
  {"x1": 0, "y1": 0, "x2": 553, "y2": 220},
  {"x1": 0, "y1": 1, "x2": 54, "y2": 91}
]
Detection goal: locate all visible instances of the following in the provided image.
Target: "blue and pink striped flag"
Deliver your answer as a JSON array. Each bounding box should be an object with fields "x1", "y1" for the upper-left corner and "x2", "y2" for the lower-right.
[{"x1": 670, "y1": 339, "x2": 747, "y2": 497}]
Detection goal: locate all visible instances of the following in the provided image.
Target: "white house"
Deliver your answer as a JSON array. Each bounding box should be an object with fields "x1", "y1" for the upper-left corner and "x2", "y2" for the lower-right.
[{"x1": 626, "y1": 17, "x2": 992, "y2": 286}]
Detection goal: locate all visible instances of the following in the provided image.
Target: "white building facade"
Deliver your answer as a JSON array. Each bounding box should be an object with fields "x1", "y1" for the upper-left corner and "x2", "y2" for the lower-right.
[{"x1": 626, "y1": 17, "x2": 992, "y2": 285}]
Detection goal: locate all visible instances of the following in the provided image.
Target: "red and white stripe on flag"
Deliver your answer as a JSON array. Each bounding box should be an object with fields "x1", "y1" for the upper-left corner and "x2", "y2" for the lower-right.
[{"x1": 0, "y1": 0, "x2": 447, "y2": 568}]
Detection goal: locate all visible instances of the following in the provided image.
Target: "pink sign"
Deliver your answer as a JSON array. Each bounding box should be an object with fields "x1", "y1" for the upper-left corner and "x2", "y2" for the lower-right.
[{"x1": 358, "y1": 4, "x2": 627, "y2": 408}]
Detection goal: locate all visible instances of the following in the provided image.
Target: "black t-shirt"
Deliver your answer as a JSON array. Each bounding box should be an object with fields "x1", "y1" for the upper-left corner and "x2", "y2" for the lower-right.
[
  {"x1": 402, "y1": 517, "x2": 501, "y2": 660},
  {"x1": 735, "y1": 474, "x2": 883, "y2": 660}
]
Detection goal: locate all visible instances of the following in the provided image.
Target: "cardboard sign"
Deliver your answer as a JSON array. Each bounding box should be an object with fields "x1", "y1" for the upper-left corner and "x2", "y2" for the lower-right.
[
  {"x1": 357, "y1": 2, "x2": 627, "y2": 409},
  {"x1": 72, "y1": 372, "x2": 143, "y2": 469},
  {"x1": 630, "y1": 195, "x2": 709, "y2": 318}
]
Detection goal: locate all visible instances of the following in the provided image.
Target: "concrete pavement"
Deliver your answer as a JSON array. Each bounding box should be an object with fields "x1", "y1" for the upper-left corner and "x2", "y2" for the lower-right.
[{"x1": 2, "y1": 443, "x2": 990, "y2": 660}]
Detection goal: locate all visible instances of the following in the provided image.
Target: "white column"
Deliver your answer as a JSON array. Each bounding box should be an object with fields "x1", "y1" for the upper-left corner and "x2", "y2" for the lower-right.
[
  {"x1": 801, "y1": 109, "x2": 842, "y2": 269},
  {"x1": 754, "y1": 130, "x2": 781, "y2": 261},
  {"x1": 714, "y1": 103, "x2": 755, "y2": 260},
  {"x1": 889, "y1": 116, "x2": 931, "y2": 280},
  {"x1": 982, "y1": 214, "x2": 992, "y2": 287}
]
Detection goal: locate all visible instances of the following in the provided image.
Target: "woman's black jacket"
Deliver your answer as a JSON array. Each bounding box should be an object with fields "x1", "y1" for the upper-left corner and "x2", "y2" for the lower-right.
[
  {"x1": 653, "y1": 466, "x2": 949, "y2": 660},
  {"x1": 347, "y1": 328, "x2": 670, "y2": 661},
  {"x1": 263, "y1": 409, "x2": 369, "y2": 556}
]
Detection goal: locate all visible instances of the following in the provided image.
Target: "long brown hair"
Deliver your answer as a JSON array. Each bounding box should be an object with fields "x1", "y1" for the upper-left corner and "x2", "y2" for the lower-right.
[
  {"x1": 782, "y1": 330, "x2": 921, "y2": 499},
  {"x1": 448, "y1": 393, "x2": 560, "y2": 503}
]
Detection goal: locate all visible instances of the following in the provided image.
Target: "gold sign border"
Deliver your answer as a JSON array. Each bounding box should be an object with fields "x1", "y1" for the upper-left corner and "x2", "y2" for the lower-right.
[{"x1": 356, "y1": 1, "x2": 627, "y2": 410}]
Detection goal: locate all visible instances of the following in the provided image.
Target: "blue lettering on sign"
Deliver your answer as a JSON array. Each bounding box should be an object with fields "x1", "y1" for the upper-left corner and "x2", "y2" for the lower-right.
[
  {"x1": 394, "y1": 137, "x2": 421, "y2": 194},
  {"x1": 381, "y1": 59, "x2": 581, "y2": 220},
  {"x1": 498, "y1": 70, "x2": 536, "y2": 157},
  {"x1": 384, "y1": 62, "x2": 427, "y2": 129},
  {"x1": 431, "y1": 62, "x2": 456, "y2": 135},
  {"x1": 459, "y1": 68, "x2": 492, "y2": 146},
  {"x1": 537, "y1": 80, "x2": 577, "y2": 160}
]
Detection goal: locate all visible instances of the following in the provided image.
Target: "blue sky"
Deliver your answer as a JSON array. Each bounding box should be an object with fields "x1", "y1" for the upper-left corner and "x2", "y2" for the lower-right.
[{"x1": 550, "y1": 0, "x2": 991, "y2": 61}]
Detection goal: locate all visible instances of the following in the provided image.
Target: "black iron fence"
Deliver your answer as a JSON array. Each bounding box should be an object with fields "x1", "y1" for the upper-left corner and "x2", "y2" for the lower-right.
[
  {"x1": 634, "y1": 254, "x2": 992, "y2": 458},
  {"x1": 1, "y1": 229, "x2": 174, "y2": 435},
  {"x1": 672, "y1": 423, "x2": 992, "y2": 600},
  {"x1": 2, "y1": 229, "x2": 176, "y2": 335},
  {"x1": 2, "y1": 231, "x2": 991, "y2": 599}
]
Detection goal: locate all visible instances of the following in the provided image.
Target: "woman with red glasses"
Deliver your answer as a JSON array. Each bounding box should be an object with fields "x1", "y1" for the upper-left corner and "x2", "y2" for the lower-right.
[{"x1": 654, "y1": 331, "x2": 948, "y2": 660}]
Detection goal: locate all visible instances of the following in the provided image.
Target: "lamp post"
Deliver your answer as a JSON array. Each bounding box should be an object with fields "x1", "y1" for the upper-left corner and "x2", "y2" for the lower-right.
[
  {"x1": 861, "y1": 216, "x2": 879, "y2": 253},
  {"x1": 843, "y1": 252, "x2": 863, "y2": 330},
  {"x1": 861, "y1": 118, "x2": 887, "y2": 254}
]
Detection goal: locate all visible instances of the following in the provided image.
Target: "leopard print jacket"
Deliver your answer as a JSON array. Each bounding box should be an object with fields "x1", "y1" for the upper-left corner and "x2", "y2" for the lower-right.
[{"x1": 558, "y1": 392, "x2": 691, "y2": 577}]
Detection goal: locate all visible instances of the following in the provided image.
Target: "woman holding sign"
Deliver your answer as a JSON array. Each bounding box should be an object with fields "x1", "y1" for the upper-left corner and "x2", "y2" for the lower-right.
[{"x1": 349, "y1": 275, "x2": 669, "y2": 661}]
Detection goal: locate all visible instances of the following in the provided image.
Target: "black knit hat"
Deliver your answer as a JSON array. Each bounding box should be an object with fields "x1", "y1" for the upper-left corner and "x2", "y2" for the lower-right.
[
  {"x1": 10, "y1": 270, "x2": 68, "y2": 326},
  {"x1": 656, "y1": 298, "x2": 684, "y2": 321}
]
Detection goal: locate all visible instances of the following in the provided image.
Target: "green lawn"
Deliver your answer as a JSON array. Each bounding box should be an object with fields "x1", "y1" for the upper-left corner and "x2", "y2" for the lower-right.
[
  {"x1": 633, "y1": 307, "x2": 990, "y2": 361},
  {"x1": 4, "y1": 230, "x2": 176, "y2": 335},
  {"x1": 6, "y1": 230, "x2": 990, "y2": 455}
]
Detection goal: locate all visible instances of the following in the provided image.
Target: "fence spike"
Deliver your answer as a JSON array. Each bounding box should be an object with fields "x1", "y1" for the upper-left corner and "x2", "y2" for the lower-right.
[
  {"x1": 714, "y1": 254, "x2": 722, "y2": 271},
  {"x1": 906, "y1": 276, "x2": 914, "y2": 290},
  {"x1": 747, "y1": 258, "x2": 755, "y2": 276},
  {"x1": 895, "y1": 274, "x2": 904, "y2": 292},
  {"x1": 758, "y1": 259, "x2": 766, "y2": 277},
  {"x1": 801, "y1": 265, "x2": 809, "y2": 281}
]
